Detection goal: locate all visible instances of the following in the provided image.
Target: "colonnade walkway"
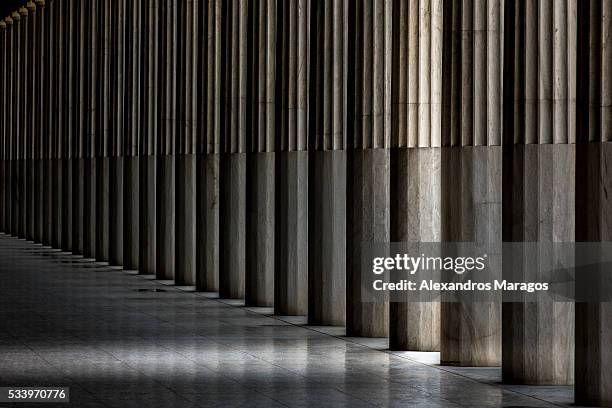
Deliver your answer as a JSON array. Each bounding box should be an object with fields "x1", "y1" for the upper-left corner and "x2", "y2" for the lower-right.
[{"x1": 0, "y1": 234, "x2": 576, "y2": 408}]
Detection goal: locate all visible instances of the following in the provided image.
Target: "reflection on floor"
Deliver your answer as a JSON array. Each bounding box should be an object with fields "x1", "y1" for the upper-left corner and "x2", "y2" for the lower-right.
[{"x1": 0, "y1": 235, "x2": 578, "y2": 407}]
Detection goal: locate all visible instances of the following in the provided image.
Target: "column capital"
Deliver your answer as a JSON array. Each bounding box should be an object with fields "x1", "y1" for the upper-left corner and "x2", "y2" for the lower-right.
[
  {"x1": 35, "y1": 0, "x2": 45, "y2": 6},
  {"x1": 0, "y1": 20, "x2": 5, "y2": 29},
  {"x1": 27, "y1": 2, "x2": 36, "y2": 12},
  {"x1": 5, "y1": 16, "x2": 13, "y2": 25},
  {"x1": 11, "y1": 11, "x2": 20, "y2": 21},
  {"x1": 19, "y1": 7, "x2": 28, "y2": 16}
]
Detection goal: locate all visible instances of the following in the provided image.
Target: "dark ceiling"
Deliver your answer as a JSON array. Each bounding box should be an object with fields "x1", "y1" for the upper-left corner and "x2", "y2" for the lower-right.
[{"x1": 1, "y1": 0, "x2": 28, "y2": 21}]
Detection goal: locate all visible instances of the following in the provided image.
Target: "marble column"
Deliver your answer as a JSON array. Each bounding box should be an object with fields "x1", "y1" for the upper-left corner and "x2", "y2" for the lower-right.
[
  {"x1": 174, "y1": 0, "x2": 197, "y2": 286},
  {"x1": 196, "y1": 0, "x2": 220, "y2": 292},
  {"x1": 574, "y1": 1, "x2": 612, "y2": 405},
  {"x1": 72, "y1": 0, "x2": 84, "y2": 255},
  {"x1": 344, "y1": 0, "x2": 392, "y2": 338},
  {"x1": 439, "y1": 0, "x2": 502, "y2": 367},
  {"x1": 3, "y1": 16, "x2": 13, "y2": 236},
  {"x1": 275, "y1": 0, "x2": 308, "y2": 316},
  {"x1": 218, "y1": 0, "x2": 248, "y2": 299},
  {"x1": 50, "y1": 1, "x2": 64, "y2": 249},
  {"x1": 387, "y1": 0, "x2": 443, "y2": 351},
  {"x1": 60, "y1": 0, "x2": 73, "y2": 252},
  {"x1": 245, "y1": 0, "x2": 276, "y2": 307},
  {"x1": 108, "y1": 0, "x2": 125, "y2": 266},
  {"x1": 501, "y1": 0, "x2": 576, "y2": 385},
  {"x1": 156, "y1": 0, "x2": 176, "y2": 281},
  {"x1": 13, "y1": 9, "x2": 22, "y2": 239},
  {"x1": 0, "y1": 19, "x2": 5, "y2": 234},
  {"x1": 123, "y1": 0, "x2": 141, "y2": 271},
  {"x1": 25, "y1": 2, "x2": 35, "y2": 243},
  {"x1": 31, "y1": 1, "x2": 41, "y2": 244},
  {"x1": 83, "y1": 0, "x2": 97, "y2": 259},
  {"x1": 308, "y1": 0, "x2": 346, "y2": 326},
  {"x1": 94, "y1": 0, "x2": 110, "y2": 263},
  {"x1": 139, "y1": 0, "x2": 158, "y2": 275}
]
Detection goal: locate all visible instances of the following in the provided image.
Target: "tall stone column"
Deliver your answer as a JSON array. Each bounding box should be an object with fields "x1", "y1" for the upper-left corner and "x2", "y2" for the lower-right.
[
  {"x1": 307, "y1": 0, "x2": 346, "y2": 326},
  {"x1": 3, "y1": 16, "x2": 14, "y2": 236},
  {"x1": 218, "y1": 0, "x2": 248, "y2": 299},
  {"x1": 501, "y1": 0, "x2": 576, "y2": 385},
  {"x1": 155, "y1": 0, "x2": 176, "y2": 281},
  {"x1": 439, "y1": 0, "x2": 502, "y2": 367},
  {"x1": 139, "y1": 0, "x2": 158, "y2": 275},
  {"x1": 13, "y1": 9, "x2": 23, "y2": 238},
  {"x1": 0, "y1": 19, "x2": 5, "y2": 234},
  {"x1": 108, "y1": 0, "x2": 125, "y2": 266},
  {"x1": 344, "y1": 0, "x2": 392, "y2": 338},
  {"x1": 50, "y1": 1, "x2": 63, "y2": 249},
  {"x1": 17, "y1": 7, "x2": 28, "y2": 240},
  {"x1": 25, "y1": 2, "x2": 36, "y2": 242},
  {"x1": 389, "y1": 0, "x2": 443, "y2": 351},
  {"x1": 58, "y1": 0, "x2": 72, "y2": 251},
  {"x1": 175, "y1": 0, "x2": 197, "y2": 286},
  {"x1": 95, "y1": 0, "x2": 110, "y2": 262},
  {"x1": 196, "y1": 0, "x2": 220, "y2": 292},
  {"x1": 72, "y1": 0, "x2": 84, "y2": 255},
  {"x1": 31, "y1": 1, "x2": 43, "y2": 244},
  {"x1": 245, "y1": 0, "x2": 276, "y2": 307},
  {"x1": 575, "y1": 1, "x2": 612, "y2": 405},
  {"x1": 275, "y1": 0, "x2": 308, "y2": 316},
  {"x1": 123, "y1": 0, "x2": 141, "y2": 271},
  {"x1": 83, "y1": 0, "x2": 98, "y2": 259}
]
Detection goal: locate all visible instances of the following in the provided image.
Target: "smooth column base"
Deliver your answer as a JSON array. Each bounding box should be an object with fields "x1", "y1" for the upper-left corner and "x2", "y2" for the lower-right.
[
  {"x1": 246, "y1": 152, "x2": 275, "y2": 307},
  {"x1": 109, "y1": 157, "x2": 124, "y2": 266},
  {"x1": 156, "y1": 155, "x2": 175, "y2": 281},
  {"x1": 389, "y1": 147, "x2": 441, "y2": 351},
  {"x1": 346, "y1": 148, "x2": 389, "y2": 338},
  {"x1": 139, "y1": 155, "x2": 156, "y2": 275},
  {"x1": 175, "y1": 154, "x2": 195, "y2": 285},
  {"x1": 275, "y1": 151, "x2": 308, "y2": 316},
  {"x1": 196, "y1": 153, "x2": 219, "y2": 292},
  {"x1": 71, "y1": 158, "x2": 84, "y2": 255},
  {"x1": 502, "y1": 144, "x2": 575, "y2": 385},
  {"x1": 219, "y1": 153, "x2": 246, "y2": 300},
  {"x1": 440, "y1": 146, "x2": 502, "y2": 367},
  {"x1": 123, "y1": 156, "x2": 139, "y2": 270},
  {"x1": 308, "y1": 150, "x2": 346, "y2": 326}
]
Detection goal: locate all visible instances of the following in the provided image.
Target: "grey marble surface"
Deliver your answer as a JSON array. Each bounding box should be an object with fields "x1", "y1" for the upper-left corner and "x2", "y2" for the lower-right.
[{"x1": 0, "y1": 235, "x2": 578, "y2": 408}]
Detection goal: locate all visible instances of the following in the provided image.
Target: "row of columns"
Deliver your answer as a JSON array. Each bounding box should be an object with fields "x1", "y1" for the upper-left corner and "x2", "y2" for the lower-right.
[{"x1": 0, "y1": 0, "x2": 610, "y2": 405}]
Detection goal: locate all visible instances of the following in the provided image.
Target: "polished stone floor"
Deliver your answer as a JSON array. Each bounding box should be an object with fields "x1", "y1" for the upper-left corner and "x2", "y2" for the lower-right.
[{"x1": 0, "y1": 234, "x2": 579, "y2": 407}]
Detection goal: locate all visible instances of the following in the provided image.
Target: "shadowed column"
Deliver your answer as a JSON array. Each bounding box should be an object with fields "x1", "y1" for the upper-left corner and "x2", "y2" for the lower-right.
[
  {"x1": 219, "y1": 0, "x2": 248, "y2": 299},
  {"x1": 0, "y1": 19, "x2": 5, "y2": 234},
  {"x1": 501, "y1": 0, "x2": 576, "y2": 385},
  {"x1": 108, "y1": 0, "x2": 125, "y2": 266},
  {"x1": 245, "y1": 0, "x2": 277, "y2": 307},
  {"x1": 274, "y1": 0, "x2": 309, "y2": 316},
  {"x1": 175, "y1": 0, "x2": 197, "y2": 286},
  {"x1": 82, "y1": 0, "x2": 97, "y2": 259},
  {"x1": 439, "y1": 0, "x2": 502, "y2": 367},
  {"x1": 155, "y1": 0, "x2": 177, "y2": 281},
  {"x1": 139, "y1": 0, "x2": 158, "y2": 275},
  {"x1": 345, "y1": 0, "x2": 393, "y2": 338},
  {"x1": 388, "y1": 0, "x2": 443, "y2": 350},
  {"x1": 307, "y1": 0, "x2": 347, "y2": 326},
  {"x1": 95, "y1": 0, "x2": 110, "y2": 263},
  {"x1": 122, "y1": 0, "x2": 141, "y2": 271},
  {"x1": 575, "y1": 0, "x2": 612, "y2": 405},
  {"x1": 71, "y1": 0, "x2": 84, "y2": 255},
  {"x1": 196, "y1": 0, "x2": 220, "y2": 292}
]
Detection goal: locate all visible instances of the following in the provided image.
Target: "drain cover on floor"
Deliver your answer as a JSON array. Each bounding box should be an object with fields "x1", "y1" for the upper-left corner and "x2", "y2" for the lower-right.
[{"x1": 133, "y1": 288, "x2": 166, "y2": 292}]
